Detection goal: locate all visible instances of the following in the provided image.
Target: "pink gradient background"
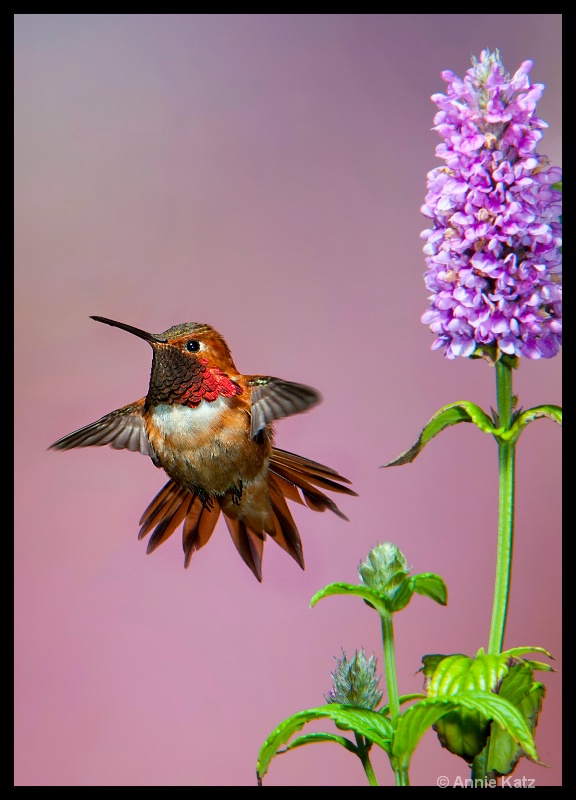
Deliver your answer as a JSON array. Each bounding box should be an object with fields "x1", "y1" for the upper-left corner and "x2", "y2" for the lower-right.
[{"x1": 15, "y1": 14, "x2": 562, "y2": 787}]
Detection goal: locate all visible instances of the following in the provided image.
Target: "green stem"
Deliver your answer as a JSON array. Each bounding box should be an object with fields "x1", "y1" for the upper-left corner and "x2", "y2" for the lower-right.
[
  {"x1": 495, "y1": 358, "x2": 514, "y2": 430},
  {"x1": 380, "y1": 612, "x2": 410, "y2": 785},
  {"x1": 471, "y1": 749, "x2": 489, "y2": 785},
  {"x1": 487, "y1": 360, "x2": 516, "y2": 656},
  {"x1": 472, "y1": 361, "x2": 517, "y2": 784},
  {"x1": 362, "y1": 756, "x2": 379, "y2": 787},
  {"x1": 381, "y1": 612, "x2": 401, "y2": 724},
  {"x1": 394, "y1": 768, "x2": 410, "y2": 786},
  {"x1": 355, "y1": 734, "x2": 379, "y2": 786}
]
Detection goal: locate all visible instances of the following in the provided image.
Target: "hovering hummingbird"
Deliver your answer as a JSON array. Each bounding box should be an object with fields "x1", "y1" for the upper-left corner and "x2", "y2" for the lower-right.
[{"x1": 50, "y1": 317, "x2": 356, "y2": 581}]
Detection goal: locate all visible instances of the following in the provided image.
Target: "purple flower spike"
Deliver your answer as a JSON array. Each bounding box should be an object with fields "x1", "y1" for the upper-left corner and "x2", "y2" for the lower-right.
[{"x1": 421, "y1": 50, "x2": 562, "y2": 361}]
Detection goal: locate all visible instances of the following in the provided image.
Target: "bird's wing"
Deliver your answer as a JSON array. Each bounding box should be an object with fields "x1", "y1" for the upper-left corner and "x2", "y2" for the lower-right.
[
  {"x1": 49, "y1": 398, "x2": 155, "y2": 458},
  {"x1": 247, "y1": 377, "x2": 320, "y2": 438}
]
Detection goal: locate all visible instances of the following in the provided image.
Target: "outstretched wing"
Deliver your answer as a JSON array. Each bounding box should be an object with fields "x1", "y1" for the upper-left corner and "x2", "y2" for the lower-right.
[
  {"x1": 248, "y1": 377, "x2": 320, "y2": 438},
  {"x1": 49, "y1": 398, "x2": 155, "y2": 458}
]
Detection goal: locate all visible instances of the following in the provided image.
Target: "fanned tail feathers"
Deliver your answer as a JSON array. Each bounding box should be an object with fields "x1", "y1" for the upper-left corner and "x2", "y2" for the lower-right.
[
  {"x1": 137, "y1": 447, "x2": 356, "y2": 581},
  {"x1": 138, "y1": 481, "x2": 221, "y2": 570},
  {"x1": 223, "y1": 517, "x2": 265, "y2": 582}
]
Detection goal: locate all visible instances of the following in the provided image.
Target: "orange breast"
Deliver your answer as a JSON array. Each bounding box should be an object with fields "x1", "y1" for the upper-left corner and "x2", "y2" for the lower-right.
[{"x1": 145, "y1": 396, "x2": 272, "y2": 497}]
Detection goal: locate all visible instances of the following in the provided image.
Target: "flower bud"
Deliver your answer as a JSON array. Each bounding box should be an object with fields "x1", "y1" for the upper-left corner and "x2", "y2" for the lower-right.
[
  {"x1": 325, "y1": 649, "x2": 383, "y2": 710},
  {"x1": 359, "y1": 542, "x2": 411, "y2": 598}
]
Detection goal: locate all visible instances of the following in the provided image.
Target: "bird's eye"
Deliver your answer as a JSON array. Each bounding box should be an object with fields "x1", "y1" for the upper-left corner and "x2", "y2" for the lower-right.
[{"x1": 185, "y1": 339, "x2": 201, "y2": 352}]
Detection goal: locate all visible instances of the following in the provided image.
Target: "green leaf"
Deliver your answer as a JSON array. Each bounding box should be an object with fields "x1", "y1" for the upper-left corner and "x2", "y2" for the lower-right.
[
  {"x1": 310, "y1": 582, "x2": 390, "y2": 617},
  {"x1": 422, "y1": 654, "x2": 473, "y2": 693},
  {"x1": 383, "y1": 402, "x2": 496, "y2": 467},
  {"x1": 257, "y1": 705, "x2": 393, "y2": 783},
  {"x1": 421, "y1": 652, "x2": 513, "y2": 761},
  {"x1": 503, "y1": 405, "x2": 562, "y2": 442},
  {"x1": 421, "y1": 652, "x2": 548, "y2": 767},
  {"x1": 499, "y1": 645, "x2": 555, "y2": 674},
  {"x1": 483, "y1": 663, "x2": 546, "y2": 778},
  {"x1": 502, "y1": 646, "x2": 554, "y2": 660},
  {"x1": 436, "y1": 708, "x2": 491, "y2": 762},
  {"x1": 279, "y1": 732, "x2": 359, "y2": 755},
  {"x1": 388, "y1": 577, "x2": 414, "y2": 612},
  {"x1": 412, "y1": 573, "x2": 448, "y2": 606},
  {"x1": 391, "y1": 692, "x2": 538, "y2": 773},
  {"x1": 424, "y1": 652, "x2": 510, "y2": 695},
  {"x1": 520, "y1": 660, "x2": 555, "y2": 673},
  {"x1": 388, "y1": 572, "x2": 447, "y2": 612}
]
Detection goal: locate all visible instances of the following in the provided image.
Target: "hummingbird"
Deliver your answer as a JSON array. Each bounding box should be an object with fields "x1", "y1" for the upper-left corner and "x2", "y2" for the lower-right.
[{"x1": 50, "y1": 316, "x2": 357, "y2": 581}]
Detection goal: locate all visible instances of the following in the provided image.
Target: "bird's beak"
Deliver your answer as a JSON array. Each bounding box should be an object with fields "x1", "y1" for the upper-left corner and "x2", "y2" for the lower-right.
[{"x1": 90, "y1": 316, "x2": 167, "y2": 343}]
